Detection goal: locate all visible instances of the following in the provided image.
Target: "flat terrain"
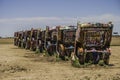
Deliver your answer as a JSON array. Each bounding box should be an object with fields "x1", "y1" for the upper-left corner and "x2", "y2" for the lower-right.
[
  {"x1": 0, "y1": 38, "x2": 13, "y2": 44},
  {"x1": 111, "y1": 36, "x2": 120, "y2": 46},
  {"x1": 0, "y1": 38, "x2": 120, "y2": 80}
]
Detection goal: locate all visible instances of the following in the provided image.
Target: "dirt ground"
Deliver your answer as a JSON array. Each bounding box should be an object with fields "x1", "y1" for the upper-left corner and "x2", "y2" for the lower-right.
[{"x1": 0, "y1": 44, "x2": 120, "y2": 80}]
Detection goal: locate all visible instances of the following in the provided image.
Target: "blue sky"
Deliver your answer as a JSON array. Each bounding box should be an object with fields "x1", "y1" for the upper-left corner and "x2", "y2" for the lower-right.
[{"x1": 0, "y1": 0, "x2": 120, "y2": 37}]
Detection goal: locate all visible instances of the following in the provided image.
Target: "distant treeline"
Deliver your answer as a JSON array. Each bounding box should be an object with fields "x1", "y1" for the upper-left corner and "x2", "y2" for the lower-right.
[{"x1": 112, "y1": 35, "x2": 120, "y2": 37}]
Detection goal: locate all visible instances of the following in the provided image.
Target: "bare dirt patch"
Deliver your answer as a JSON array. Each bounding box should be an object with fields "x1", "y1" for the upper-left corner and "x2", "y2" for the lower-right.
[{"x1": 0, "y1": 44, "x2": 120, "y2": 80}]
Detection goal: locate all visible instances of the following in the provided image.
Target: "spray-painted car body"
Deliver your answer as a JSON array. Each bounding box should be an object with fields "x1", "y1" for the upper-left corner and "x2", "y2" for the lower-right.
[
  {"x1": 56, "y1": 26, "x2": 77, "y2": 60},
  {"x1": 14, "y1": 32, "x2": 19, "y2": 46},
  {"x1": 25, "y1": 30, "x2": 31, "y2": 49},
  {"x1": 74, "y1": 22, "x2": 113, "y2": 64},
  {"x1": 30, "y1": 29, "x2": 38, "y2": 51},
  {"x1": 44, "y1": 26, "x2": 57, "y2": 55}
]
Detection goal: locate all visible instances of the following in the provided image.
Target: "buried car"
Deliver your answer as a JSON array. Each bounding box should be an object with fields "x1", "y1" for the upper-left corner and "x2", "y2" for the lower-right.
[
  {"x1": 72, "y1": 22, "x2": 113, "y2": 65},
  {"x1": 56, "y1": 26, "x2": 77, "y2": 60}
]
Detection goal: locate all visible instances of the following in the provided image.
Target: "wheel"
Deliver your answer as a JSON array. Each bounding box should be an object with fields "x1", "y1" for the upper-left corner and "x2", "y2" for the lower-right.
[
  {"x1": 77, "y1": 47, "x2": 84, "y2": 64},
  {"x1": 103, "y1": 52, "x2": 110, "y2": 65},
  {"x1": 92, "y1": 52, "x2": 100, "y2": 64},
  {"x1": 18, "y1": 41, "x2": 21, "y2": 47},
  {"x1": 58, "y1": 44, "x2": 65, "y2": 60},
  {"x1": 38, "y1": 40, "x2": 43, "y2": 53},
  {"x1": 23, "y1": 41, "x2": 26, "y2": 48},
  {"x1": 26, "y1": 40, "x2": 30, "y2": 49},
  {"x1": 30, "y1": 41, "x2": 33, "y2": 50},
  {"x1": 33, "y1": 41, "x2": 37, "y2": 51},
  {"x1": 39, "y1": 45, "x2": 43, "y2": 53},
  {"x1": 47, "y1": 45, "x2": 53, "y2": 56},
  {"x1": 85, "y1": 52, "x2": 92, "y2": 63}
]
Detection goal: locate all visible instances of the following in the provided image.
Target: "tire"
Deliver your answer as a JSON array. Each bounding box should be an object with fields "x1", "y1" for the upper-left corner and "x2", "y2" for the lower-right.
[
  {"x1": 26, "y1": 40, "x2": 30, "y2": 49},
  {"x1": 39, "y1": 40, "x2": 43, "y2": 53},
  {"x1": 39, "y1": 45, "x2": 43, "y2": 53},
  {"x1": 18, "y1": 41, "x2": 21, "y2": 47},
  {"x1": 93, "y1": 52, "x2": 100, "y2": 64},
  {"x1": 23, "y1": 42, "x2": 26, "y2": 48},
  {"x1": 85, "y1": 52, "x2": 91, "y2": 63},
  {"x1": 47, "y1": 45, "x2": 53, "y2": 56},
  {"x1": 104, "y1": 53, "x2": 110, "y2": 65},
  {"x1": 58, "y1": 44, "x2": 65, "y2": 60}
]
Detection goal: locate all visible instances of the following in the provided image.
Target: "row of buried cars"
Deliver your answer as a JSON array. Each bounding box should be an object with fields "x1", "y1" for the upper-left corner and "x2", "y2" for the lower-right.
[{"x1": 14, "y1": 22, "x2": 113, "y2": 65}]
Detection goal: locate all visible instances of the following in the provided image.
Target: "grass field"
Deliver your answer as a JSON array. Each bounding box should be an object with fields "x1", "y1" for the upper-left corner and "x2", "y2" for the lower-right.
[
  {"x1": 0, "y1": 38, "x2": 14, "y2": 44},
  {"x1": 111, "y1": 36, "x2": 120, "y2": 46},
  {"x1": 0, "y1": 38, "x2": 120, "y2": 80},
  {"x1": 0, "y1": 37, "x2": 120, "y2": 80}
]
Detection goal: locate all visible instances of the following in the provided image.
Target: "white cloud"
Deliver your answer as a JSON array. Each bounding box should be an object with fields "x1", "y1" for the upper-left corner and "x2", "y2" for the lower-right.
[
  {"x1": 0, "y1": 17, "x2": 77, "y2": 23},
  {"x1": 79, "y1": 14, "x2": 120, "y2": 23},
  {"x1": 0, "y1": 14, "x2": 119, "y2": 24},
  {"x1": 0, "y1": 14, "x2": 120, "y2": 37}
]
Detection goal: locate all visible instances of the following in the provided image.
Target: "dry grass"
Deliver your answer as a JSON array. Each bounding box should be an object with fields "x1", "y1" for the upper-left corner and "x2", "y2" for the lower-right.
[
  {"x1": 0, "y1": 37, "x2": 120, "y2": 80},
  {"x1": 0, "y1": 38, "x2": 14, "y2": 44},
  {"x1": 111, "y1": 36, "x2": 120, "y2": 46},
  {"x1": 0, "y1": 44, "x2": 120, "y2": 80}
]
